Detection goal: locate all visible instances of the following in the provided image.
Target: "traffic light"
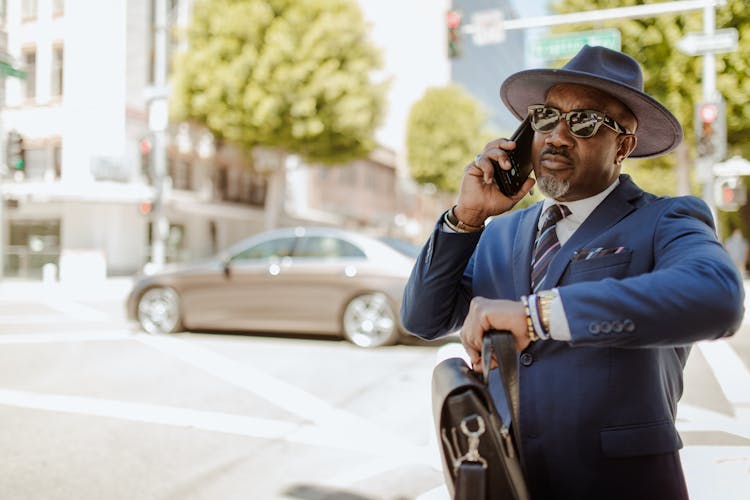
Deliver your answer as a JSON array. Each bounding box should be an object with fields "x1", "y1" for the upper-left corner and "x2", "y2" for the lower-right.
[
  {"x1": 138, "y1": 200, "x2": 153, "y2": 216},
  {"x1": 447, "y1": 10, "x2": 462, "y2": 58},
  {"x1": 139, "y1": 136, "x2": 153, "y2": 181},
  {"x1": 6, "y1": 130, "x2": 25, "y2": 172},
  {"x1": 714, "y1": 176, "x2": 746, "y2": 212},
  {"x1": 695, "y1": 100, "x2": 726, "y2": 162}
]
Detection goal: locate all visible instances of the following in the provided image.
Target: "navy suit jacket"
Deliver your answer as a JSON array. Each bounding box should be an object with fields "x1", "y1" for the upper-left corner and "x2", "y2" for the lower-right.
[{"x1": 402, "y1": 175, "x2": 744, "y2": 499}]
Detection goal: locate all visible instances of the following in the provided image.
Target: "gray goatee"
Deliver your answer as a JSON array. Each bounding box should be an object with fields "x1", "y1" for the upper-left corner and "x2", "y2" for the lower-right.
[{"x1": 536, "y1": 175, "x2": 570, "y2": 199}]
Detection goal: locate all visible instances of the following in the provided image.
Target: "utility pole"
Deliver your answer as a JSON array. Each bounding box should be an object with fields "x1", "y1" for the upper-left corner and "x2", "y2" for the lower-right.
[
  {"x1": 700, "y1": 1, "x2": 719, "y2": 220},
  {"x1": 148, "y1": 0, "x2": 170, "y2": 270}
]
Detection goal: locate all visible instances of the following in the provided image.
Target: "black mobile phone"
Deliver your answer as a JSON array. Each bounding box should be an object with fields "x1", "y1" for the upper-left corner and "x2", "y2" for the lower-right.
[{"x1": 491, "y1": 116, "x2": 534, "y2": 197}]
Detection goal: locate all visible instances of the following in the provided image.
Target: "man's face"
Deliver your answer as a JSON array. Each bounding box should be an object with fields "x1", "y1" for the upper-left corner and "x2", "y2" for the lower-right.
[{"x1": 530, "y1": 84, "x2": 637, "y2": 201}]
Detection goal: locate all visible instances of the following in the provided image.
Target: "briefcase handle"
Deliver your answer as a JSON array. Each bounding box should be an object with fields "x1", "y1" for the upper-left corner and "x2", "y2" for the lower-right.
[{"x1": 481, "y1": 331, "x2": 523, "y2": 464}]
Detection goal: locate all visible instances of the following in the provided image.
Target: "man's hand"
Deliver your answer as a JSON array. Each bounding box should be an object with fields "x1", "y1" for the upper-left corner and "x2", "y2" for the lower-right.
[
  {"x1": 460, "y1": 296, "x2": 530, "y2": 372},
  {"x1": 454, "y1": 138, "x2": 536, "y2": 227}
]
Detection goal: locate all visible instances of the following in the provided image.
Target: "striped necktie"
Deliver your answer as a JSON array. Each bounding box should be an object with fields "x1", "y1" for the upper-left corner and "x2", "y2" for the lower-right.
[{"x1": 531, "y1": 204, "x2": 571, "y2": 292}]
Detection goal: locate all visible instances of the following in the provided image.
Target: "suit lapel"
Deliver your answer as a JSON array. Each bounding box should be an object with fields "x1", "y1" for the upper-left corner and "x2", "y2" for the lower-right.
[
  {"x1": 514, "y1": 203, "x2": 543, "y2": 296},
  {"x1": 543, "y1": 176, "x2": 643, "y2": 289}
]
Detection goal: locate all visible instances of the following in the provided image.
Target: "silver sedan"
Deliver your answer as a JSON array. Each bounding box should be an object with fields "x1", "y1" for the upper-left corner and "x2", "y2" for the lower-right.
[{"x1": 126, "y1": 226, "x2": 420, "y2": 348}]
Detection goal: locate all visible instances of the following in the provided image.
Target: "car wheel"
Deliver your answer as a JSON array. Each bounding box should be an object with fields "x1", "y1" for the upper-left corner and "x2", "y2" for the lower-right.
[
  {"x1": 137, "y1": 287, "x2": 182, "y2": 334},
  {"x1": 342, "y1": 292, "x2": 400, "y2": 348}
]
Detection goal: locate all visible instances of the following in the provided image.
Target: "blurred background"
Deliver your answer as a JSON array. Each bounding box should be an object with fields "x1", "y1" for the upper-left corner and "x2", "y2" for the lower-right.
[
  {"x1": 0, "y1": 1, "x2": 748, "y2": 499},
  {"x1": 1, "y1": 0, "x2": 746, "y2": 283}
]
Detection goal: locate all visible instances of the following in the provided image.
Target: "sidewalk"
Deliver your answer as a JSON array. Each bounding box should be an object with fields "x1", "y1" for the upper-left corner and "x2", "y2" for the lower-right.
[
  {"x1": 0, "y1": 276, "x2": 134, "y2": 301},
  {"x1": 2, "y1": 276, "x2": 749, "y2": 500}
]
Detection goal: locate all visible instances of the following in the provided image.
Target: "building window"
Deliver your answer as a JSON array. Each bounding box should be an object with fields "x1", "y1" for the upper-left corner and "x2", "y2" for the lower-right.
[
  {"x1": 23, "y1": 144, "x2": 47, "y2": 180},
  {"x1": 340, "y1": 164, "x2": 357, "y2": 186},
  {"x1": 51, "y1": 45, "x2": 63, "y2": 97},
  {"x1": 212, "y1": 166, "x2": 266, "y2": 207},
  {"x1": 22, "y1": 47, "x2": 36, "y2": 100},
  {"x1": 168, "y1": 157, "x2": 191, "y2": 190},
  {"x1": 52, "y1": 0, "x2": 64, "y2": 17},
  {"x1": 5, "y1": 219, "x2": 60, "y2": 279},
  {"x1": 15, "y1": 139, "x2": 61, "y2": 181},
  {"x1": 21, "y1": 0, "x2": 37, "y2": 21}
]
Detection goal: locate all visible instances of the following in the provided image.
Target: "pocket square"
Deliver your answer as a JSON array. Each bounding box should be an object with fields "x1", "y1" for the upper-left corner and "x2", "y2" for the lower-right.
[{"x1": 572, "y1": 247, "x2": 626, "y2": 261}]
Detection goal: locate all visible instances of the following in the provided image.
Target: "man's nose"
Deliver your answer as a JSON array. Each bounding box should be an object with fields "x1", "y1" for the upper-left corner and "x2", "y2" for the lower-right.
[{"x1": 544, "y1": 118, "x2": 575, "y2": 147}]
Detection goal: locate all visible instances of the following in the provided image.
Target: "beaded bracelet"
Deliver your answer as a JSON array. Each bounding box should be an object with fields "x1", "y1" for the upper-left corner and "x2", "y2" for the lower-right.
[{"x1": 527, "y1": 293, "x2": 550, "y2": 340}]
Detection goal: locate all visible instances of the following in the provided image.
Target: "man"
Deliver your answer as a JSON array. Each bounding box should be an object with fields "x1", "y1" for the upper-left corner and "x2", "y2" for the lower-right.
[{"x1": 401, "y1": 45, "x2": 744, "y2": 500}]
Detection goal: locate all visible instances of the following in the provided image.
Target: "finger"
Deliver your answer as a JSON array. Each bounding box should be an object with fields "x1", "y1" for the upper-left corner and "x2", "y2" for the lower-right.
[
  {"x1": 483, "y1": 138, "x2": 516, "y2": 153},
  {"x1": 472, "y1": 358, "x2": 483, "y2": 372},
  {"x1": 463, "y1": 342, "x2": 481, "y2": 367},
  {"x1": 460, "y1": 315, "x2": 483, "y2": 360},
  {"x1": 509, "y1": 177, "x2": 537, "y2": 203},
  {"x1": 484, "y1": 146, "x2": 516, "y2": 173},
  {"x1": 470, "y1": 154, "x2": 497, "y2": 185}
]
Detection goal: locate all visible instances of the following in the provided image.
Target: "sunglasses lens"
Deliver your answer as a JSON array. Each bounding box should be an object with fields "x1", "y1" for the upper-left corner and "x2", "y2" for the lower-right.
[
  {"x1": 530, "y1": 107, "x2": 561, "y2": 132},
  {"x1": 529, "y1": 107, "x2": 609, "y2": 138},
  {"x1": 567, "y1": 111, "x2": 600, "y2": 138}
]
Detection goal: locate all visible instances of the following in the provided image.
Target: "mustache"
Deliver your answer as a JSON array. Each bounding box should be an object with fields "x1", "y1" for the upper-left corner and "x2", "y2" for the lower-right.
[{"x1": 540, "y1": 146, "x2": 571, "y2": 159}]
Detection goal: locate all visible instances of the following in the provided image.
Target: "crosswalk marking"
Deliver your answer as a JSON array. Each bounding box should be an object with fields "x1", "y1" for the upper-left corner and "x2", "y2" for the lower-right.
[
  {"x1": 0, "y1": 386, "x2": 433, "y2": 462},
  {"x1": 135, "y1": 333, "x2": 430, "y2": 462},
  {"x1": 696, "y1": 340, "x2": 750, "y2": 411}
]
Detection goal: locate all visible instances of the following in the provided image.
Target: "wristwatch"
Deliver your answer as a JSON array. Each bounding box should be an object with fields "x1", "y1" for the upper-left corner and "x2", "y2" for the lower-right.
[{"x1": 536, "y1": 289, "x2": 557, "y2": 334}]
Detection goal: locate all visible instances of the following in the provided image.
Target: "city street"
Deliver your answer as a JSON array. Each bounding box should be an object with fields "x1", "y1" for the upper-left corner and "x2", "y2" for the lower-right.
[{"x1": 0, "y1": 278, "x2": 748, "y2": 499}]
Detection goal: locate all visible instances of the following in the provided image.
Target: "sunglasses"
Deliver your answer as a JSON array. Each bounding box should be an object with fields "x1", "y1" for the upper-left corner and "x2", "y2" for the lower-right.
[{"x1": 528, "y1": 105, "x2": 632, "y2": 138}]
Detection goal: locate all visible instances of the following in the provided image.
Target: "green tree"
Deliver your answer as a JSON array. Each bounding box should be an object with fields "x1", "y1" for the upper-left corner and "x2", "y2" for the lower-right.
[
  {"x1": 170, "y1": 0, "x2": 387, "y2": 227},
  {"x1": 550, "y1": 0, "x2": 750, "y2": 198},
  {"x1": 406, "y1": 85, "x2": 492, "y2": 193}
]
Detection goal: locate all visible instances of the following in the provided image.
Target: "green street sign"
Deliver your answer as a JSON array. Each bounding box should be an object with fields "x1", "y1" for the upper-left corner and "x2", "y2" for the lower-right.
[
  {"x1": 0, "y1": 60, "x2": 27, "y2": 79},
  {"x1": 532, "y1": 29, "x2": 621, "y2": 61}
]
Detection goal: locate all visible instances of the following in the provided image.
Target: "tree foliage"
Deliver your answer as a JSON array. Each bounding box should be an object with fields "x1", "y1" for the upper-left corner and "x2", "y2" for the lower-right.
[
  {"x1": 550, "y1": 0, "x2": 750, "y2": 196},
  {"x1": 170, "y1": 0, "x2": 387, "y2": 165},
  {"x1": 406, "y1": 85, "x2": 494, "y2": 193}
]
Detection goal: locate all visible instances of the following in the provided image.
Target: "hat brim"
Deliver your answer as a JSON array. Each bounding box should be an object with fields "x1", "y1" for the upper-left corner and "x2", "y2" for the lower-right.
[{"x1": 500, "y1": 68, "x2": 683, "y2": 158}]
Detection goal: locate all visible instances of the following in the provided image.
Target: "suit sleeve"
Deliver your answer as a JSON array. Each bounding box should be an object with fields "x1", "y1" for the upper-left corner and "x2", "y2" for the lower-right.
[
  {"x1": 560, "y1": 196, "x2": 745, "y2": 347},
  {"x1": 400, "y1": 220, "x2": 482, "y2": 340}
]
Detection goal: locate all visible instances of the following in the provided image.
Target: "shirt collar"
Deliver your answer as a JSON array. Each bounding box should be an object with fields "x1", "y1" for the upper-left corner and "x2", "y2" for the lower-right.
[{"x1": 539, "y1": 178, "x2": 620, "y2": 230}]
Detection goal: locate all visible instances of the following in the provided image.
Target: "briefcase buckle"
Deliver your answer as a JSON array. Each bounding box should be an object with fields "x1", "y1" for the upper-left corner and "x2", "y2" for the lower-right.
[{"x1": 454, "y1": 414, "x2": 488, "y2": 471}]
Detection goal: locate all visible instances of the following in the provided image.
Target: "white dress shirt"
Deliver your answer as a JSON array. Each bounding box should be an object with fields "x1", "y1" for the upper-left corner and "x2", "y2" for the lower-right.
[{"x1": 541, "y1": 179, "x2": 620, "y2": 341}]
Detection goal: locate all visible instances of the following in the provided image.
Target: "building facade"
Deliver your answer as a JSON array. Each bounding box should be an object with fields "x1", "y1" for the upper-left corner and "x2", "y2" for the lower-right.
[
  {"x1": 0, "y1": 0, "x2": 531, "y2": 282},
  {"x1": 0, "y1": 0, "x2": 456, "y2": 282}
]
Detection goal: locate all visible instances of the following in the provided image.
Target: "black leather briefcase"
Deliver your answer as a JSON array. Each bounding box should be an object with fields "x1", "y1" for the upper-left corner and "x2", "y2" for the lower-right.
[{"x1": 431, "y1": 330, "x2": 530, "y2": 500}]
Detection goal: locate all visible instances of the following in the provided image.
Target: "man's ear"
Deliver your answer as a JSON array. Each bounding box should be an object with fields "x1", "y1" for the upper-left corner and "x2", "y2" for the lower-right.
[{"x1": 617, "y1": 134, "x2": 637, "y2": 163}]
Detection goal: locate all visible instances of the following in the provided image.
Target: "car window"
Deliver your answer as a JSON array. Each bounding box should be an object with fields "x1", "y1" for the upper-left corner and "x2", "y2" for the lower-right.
[
  {"x1": 293, "y1": 236, "x2": 365, "y2": 259},
  {"x1": 378, "y1": 237, "x2": 421, "y2": 258},
  {"x1": 232, "y1": 237, "x2": 296, "y2": 261}
]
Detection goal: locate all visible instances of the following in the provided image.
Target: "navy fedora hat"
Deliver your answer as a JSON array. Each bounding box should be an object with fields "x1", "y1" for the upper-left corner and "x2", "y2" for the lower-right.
[{"x1": 500, "y1": 45, "x2": 683, "y2": 158}]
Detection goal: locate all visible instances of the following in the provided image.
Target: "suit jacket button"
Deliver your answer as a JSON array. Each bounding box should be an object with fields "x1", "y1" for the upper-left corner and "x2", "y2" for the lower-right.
[
  {"x1": 623, "y1": 319, "x2": 635, "y2": 332},
  {"x1": 600, "y1": 321, "x2": 613, "y2": 334},
  {"x1": 520, "y1": 353, "x2": 534, "y2": 367},
  {"x1": 588, "y1": 322, "x2": 600, "y2": 334},
  {"x1": 612, "y1": 321, "x2": 624, "y2": 333}
]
